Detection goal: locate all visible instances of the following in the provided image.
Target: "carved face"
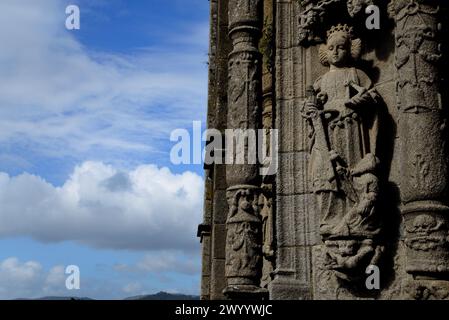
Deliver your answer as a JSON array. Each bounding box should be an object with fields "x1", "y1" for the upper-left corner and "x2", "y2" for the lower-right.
[
  {"x1": 412, "y1": 214, "x2": 437, "y2": 234},
  {"x1": 238, "y1": 190, "x2": 255, "y2": 212},
  {"x1": 337, "y1": 240, "x2": 359, "y2": 257},
  {"x1": 326, "y1": 33, "x2": 350, "y2": 67}
]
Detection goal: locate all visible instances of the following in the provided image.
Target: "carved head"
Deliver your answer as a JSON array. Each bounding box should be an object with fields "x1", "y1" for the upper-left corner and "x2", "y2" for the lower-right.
[
  {"x1": 319, "y1": 24, "x2": 362, "y2": 67},
  {"x1": 337, "y1": 240, "x2": 359, "y2": 257},
  {"x1": 412, "y1": 214, "x2": 438, "y2": 234}
]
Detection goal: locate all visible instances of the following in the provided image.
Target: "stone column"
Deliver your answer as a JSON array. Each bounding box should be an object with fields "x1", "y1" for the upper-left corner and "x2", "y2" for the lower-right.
[
  {"x1": 224, "y1": 0, "x2": 266, "y2": 299},
  {"x1": 393, "y1": 0, "x2": 449, "y2": 290}
]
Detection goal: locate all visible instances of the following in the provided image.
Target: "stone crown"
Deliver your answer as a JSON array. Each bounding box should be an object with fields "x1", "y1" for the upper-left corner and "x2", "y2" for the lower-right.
[{"x1": 327, "y1": 24, "x2": 354, "y2": 39}]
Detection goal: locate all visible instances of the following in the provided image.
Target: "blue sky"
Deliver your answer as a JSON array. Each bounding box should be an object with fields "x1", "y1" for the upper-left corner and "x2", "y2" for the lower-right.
[{"x1": 0, "y1": 0, "x2": 208, "y2": 299}]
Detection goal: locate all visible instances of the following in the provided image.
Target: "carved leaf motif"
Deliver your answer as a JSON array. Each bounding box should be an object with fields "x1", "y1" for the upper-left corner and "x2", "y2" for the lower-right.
[{"x1": 411, "y1": 154, "x2": 430, "y2": 189}]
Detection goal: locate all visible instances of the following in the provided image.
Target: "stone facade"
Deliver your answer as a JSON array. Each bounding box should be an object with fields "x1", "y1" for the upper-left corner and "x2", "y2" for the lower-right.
[{"x1": 198, "y1": 0, "x2": 449, "y2": 300}]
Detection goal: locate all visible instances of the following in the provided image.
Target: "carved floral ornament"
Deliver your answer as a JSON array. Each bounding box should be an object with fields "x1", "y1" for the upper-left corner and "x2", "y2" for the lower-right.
[{"x1": 297, "y1": 0, "x2": 378, "y2": 45}]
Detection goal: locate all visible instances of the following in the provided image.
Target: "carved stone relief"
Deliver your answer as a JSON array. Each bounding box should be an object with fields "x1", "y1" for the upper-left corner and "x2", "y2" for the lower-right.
[
  {"x1": 225, "y1": 186, "x2": 263, "y2": 288},
  {"x1": 298, "y1": 0, "x2": 380, "y2": 45},
  {"x1": 201, "y1": 0, "x2": 449, "y2": 300},
  {"x1": 302, "y1": 24, "x2": 384, "y2": 284},
  {"x1": 224, "y1": 0, "x2": 268, "y2": 299},
  {"x1": 392, "y1": 0, "x2": 449, "y2": 285}
]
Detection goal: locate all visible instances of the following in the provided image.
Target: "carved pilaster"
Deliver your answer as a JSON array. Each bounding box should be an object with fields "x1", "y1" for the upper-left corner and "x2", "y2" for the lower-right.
[
  {"x1": 259, "y1": 0, "x2": 275, "y2": 290},
  {"x1": 392, "y1": 0, "x2": 449, "y2": 282},
  {"x1": 224, "y1": 0, "x2": 267, "y2": 299}
]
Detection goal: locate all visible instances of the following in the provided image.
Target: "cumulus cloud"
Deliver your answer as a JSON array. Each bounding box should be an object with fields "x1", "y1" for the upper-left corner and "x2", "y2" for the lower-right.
[
  {"x1": 0, "y1": 257, "x2": 43, "y2": 299},
  {"x1": 0, "y1": 0, "x2": 206, "y2": 299},
  {"x1": 0, "y1": 257, "x2": 125, "y2": 299},
  {"x1": 0, "y1": 162, "x2": 203, "y2": 251}
]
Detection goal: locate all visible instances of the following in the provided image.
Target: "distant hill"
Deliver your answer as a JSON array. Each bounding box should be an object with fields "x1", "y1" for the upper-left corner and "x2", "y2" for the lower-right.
[
  {"x1": 124, "y1": 291, "x2": 200, "y2": 300},
  {"x1": 16, "y1": 291, "x2": 199, "y2": 300},
  {"x1": 16, "y1": 296, "x2": 93, "y2": 300}
]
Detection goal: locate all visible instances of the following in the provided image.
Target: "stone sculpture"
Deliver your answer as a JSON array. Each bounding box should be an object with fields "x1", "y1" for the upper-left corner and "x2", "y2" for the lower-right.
[{"x1": 301, "y1": 24, "x2": 383, "y2": 281}]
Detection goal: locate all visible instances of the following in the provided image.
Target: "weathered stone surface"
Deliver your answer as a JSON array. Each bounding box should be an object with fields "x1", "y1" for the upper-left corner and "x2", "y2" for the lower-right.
[
  {"x1": 210, "y1": 258, "x2": 227, "y2": 300},
  {"x1": 212, "y1": 189, "x2": 229, "y2": 224},
  {"x1": 223, "y1": 0, "x2": 267, "y2": 299},
  {"x1": 277, "y1": 152, "x2": 311, "y2": 195},
  {"x1": 276, "y1": 193, "x2": 319, "y2": 247},
  {"x1": 391, "y1": 0, "x2": 449, "y2": 282},
  {"x1": 200, "y1": 236, "x2": 212, "y2": 300},
  {"x1": 200, "y1": 0, "x2": 449, "y2": 300}
]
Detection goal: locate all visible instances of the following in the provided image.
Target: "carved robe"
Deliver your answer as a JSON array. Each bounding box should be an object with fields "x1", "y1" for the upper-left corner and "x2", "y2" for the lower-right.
[{"x1": 309, "y1": 67, "x2": 380, "y2": 239}]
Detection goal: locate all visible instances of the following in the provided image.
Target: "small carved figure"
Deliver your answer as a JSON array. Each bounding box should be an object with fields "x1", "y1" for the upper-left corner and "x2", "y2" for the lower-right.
[
  {"x1": 324, "y1": 239, "x2": 382, "y2": 281},
  {"x1": 225, "y1": 188, "x2": 263, "y2": 287}
]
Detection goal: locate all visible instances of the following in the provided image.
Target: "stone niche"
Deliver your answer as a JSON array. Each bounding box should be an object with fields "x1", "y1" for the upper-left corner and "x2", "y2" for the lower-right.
[{"x1": 199, "y1": 0, "x2": 449, "y2": 300}]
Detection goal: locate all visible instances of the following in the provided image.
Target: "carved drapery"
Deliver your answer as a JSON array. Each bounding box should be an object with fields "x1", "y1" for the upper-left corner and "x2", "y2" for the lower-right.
[
  {"x1": 224, "y1": 0, "x2": 267, "y2": 299},
  {"x1": 300, "y1": 23, "x2": 384, "y2": 284}
]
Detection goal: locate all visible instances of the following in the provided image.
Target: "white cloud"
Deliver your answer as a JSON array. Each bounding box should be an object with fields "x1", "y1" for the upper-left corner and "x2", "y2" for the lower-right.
[
  {"x1": 122, "y1": 282, "x2": 143, "y2": 295},
  {"x1": 0, "y1": 255, "x2": 200, "y2": 299},
  {"x1": 0, "y1": 257, "x2": 43, "y2": 299},
  {"x1": 44, "y1": 265, "x2": 66, "y2": 289},
  {"x1": 0, "y1": 0, "x2": 206, "y2": 300},
  {"x1": 0, "y1": 162, "x2": 204, "y2": 251},
  {"x1": 0, "y1": 0, "x2": 208, "y2": 162},
  {"x1": 114, "y1": 251, "x2": 200, "y2": 276}
]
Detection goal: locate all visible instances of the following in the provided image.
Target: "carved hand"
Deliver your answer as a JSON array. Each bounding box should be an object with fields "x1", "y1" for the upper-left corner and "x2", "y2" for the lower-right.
[
  {"x1": 303, "y1": 102, "x2": 319, "y2": 118},
  {"x1": 345, "y1": 87, "x2": 372, "y2": 109}
]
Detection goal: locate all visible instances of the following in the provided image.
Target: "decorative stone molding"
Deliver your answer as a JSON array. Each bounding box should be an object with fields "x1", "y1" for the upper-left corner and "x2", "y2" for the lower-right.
[
  {"x1": 259, "y1": 0, "x2": 275, "y2": 290},
  {"x1": 224, "y1": 0, "x2": 267, "y2": 299},
  {"x1": 392, "y1": 0, "x2": 449, "y2": 280},
  {"x1": 260, "y1": 183, "x2": 275, "y2": 288}
]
